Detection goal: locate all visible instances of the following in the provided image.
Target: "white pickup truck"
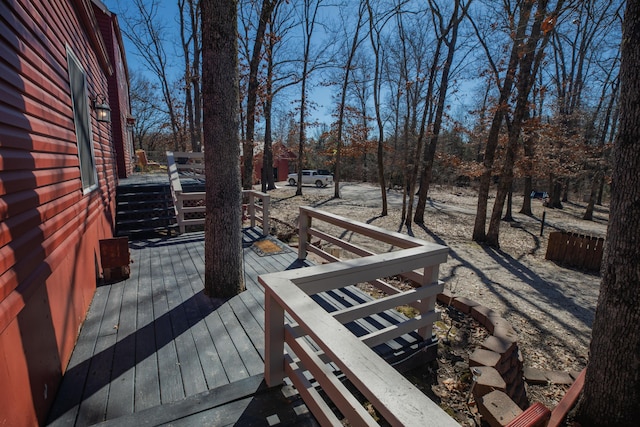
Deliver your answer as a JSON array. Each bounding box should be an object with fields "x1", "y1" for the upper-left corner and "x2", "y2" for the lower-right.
[{"x1": 288, "y1": 170, "x2": 333, "y2": 187}]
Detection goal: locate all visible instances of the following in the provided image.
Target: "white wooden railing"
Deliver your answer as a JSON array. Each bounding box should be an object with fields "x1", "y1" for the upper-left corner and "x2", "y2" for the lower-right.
[
  {"x1": 259, "y1": 207, "x2": 457, "y2": 426},
  {"x1": 166, "y1": 151, "x2": 269, "y2": 234}
]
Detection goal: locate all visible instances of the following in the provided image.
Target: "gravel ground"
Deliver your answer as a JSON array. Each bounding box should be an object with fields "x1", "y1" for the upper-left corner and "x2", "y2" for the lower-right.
[{"x1": 263, "y1": 181, "x2": 606, "y2": 415}]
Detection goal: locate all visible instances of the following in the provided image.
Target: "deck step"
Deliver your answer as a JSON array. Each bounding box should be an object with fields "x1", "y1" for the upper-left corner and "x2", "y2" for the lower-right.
[
  {"x1": 94, "y1": 374, "x2": 319, "y2": 427},
  {"x1": 115, "y1": 181, "x2": 177, "y2": 238}
]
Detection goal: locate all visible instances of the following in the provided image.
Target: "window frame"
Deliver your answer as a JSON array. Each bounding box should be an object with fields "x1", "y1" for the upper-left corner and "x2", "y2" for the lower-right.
[{"x1": 67, "y1": 46, "x2": 98, "y2": 194}]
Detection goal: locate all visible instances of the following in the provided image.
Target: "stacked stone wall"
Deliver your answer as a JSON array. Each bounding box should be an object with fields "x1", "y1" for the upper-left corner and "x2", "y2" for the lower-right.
[{"x1": 437, "y1": 291, "x2": 529, "y2": 427}]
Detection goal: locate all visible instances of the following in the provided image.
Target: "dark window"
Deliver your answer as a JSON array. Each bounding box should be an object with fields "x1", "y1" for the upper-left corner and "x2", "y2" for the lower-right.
[{"x1": 67, "y1": 48, "x2": 97, "y2": 192}]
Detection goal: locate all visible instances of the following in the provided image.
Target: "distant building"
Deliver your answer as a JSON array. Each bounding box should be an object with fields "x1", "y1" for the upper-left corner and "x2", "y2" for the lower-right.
[{"x1": 242, "y1": 141, "x2": 296, "y2": 184}]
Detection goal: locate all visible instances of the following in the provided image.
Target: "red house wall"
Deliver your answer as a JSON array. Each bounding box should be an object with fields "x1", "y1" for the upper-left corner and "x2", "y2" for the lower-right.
[
  {"x1": 94, "y1": 3, "x2": 134, "y2": 178},
  {"x1": 0, "y1": 0, "x2": 118, "y2": 425}
]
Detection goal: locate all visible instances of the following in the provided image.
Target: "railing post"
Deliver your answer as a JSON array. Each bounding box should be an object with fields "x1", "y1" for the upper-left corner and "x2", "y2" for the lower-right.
[
  {"x1": 264, "y1": 289, "x2": 285, "y2": 386},
  {"x1": 177, "y1": 192, "x2": 185, "y2": 234},
  {"x1": 298, "y1": 209, "x2": 311, "y2": 260},
  {"x1": 262, "y1": 194, "x2": 270, "y2": 235},
  {"x1": 417, "y1": 264, "x2": 440, "y2": 340}
]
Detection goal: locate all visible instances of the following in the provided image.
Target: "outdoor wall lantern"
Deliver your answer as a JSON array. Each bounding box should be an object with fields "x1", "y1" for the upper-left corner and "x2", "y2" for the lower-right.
[{"x1": 92, "y1": 94, "x2": 111, "y2": 123}]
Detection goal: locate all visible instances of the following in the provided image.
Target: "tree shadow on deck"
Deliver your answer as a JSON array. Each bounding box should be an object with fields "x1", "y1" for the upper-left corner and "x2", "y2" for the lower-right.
[{"x1": 46, "y1": 287, "x2": 229, "y2": 424}]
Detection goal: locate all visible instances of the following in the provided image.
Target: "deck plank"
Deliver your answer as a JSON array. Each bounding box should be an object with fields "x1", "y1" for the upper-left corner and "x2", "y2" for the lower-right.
[
  {"x1": 106, "y1": 275, "x2": 138, "y2": 420},
  {"x1": 46, "y1": 286, "x2": 111, "y2": 426},
  {"x1": 161, "y1": 244, "x2": 208, "y2": 397},
  {"x1": 217, "y1": 303, "x2": 264, "y2": 377},
  {"x1": 133, "y1": 240, "x2": 161, "y2": 412},
  {"x1": 204, "y1": 310, "x2": 249, "y2": 383},
  {"x1": 150, "y1": 245, "x2": 185, "y2": 404}
]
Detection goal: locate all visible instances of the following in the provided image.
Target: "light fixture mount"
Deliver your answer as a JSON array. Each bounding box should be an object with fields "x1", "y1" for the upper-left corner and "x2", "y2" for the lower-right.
[{"x1": 91, "y1": 94, "x2": 111, "y2": 123}]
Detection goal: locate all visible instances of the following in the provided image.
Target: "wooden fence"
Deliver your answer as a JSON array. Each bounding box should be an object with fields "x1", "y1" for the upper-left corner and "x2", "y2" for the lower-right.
[{"x1": 545, "y1": 231, "x2": 604, "y2": 272}]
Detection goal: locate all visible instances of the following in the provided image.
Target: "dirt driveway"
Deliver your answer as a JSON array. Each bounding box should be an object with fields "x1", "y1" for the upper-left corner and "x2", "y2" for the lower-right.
[{"x1": 266, "y1": 181, "x2": 607, "y2": 376}]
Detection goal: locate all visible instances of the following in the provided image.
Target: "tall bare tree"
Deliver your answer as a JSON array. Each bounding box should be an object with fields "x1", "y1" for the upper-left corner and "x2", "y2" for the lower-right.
[
  {"x1": 129, "y1": 71, "x2": 165, "y2": 152},
  {"x1": 294, "y1": 0, "x2": 324, "y2": 196},
  {"x1": 333, "y1": 1, "x2": 367, "y2": 199},
  {"x1": 119, "y1": 0, "x2": 183, "y2": 151},
  {"x1": 178, "y1": 0, "x2": 202, "y2": 152},
  {"x1": 414, "y1": 0, "x2": 470, "y2": 224},
  {"x1": 261, "y1": 1, "x2": 301, "y2": 191},
  {"x1": 202, "y1": 0, "x2": 244, "y2": 297},
  {"x1": 470, "y1": 0, "x2": 565, "y2": 246},
  {"x1": 484, "y1": 0, "x2": 566, "y2": 247},
  {"x1": 244, "y1": 0, "x2": 277, "y2": 190},
  {"x1": 574, "y1": 2, "x2": 640, "y2": 423}
]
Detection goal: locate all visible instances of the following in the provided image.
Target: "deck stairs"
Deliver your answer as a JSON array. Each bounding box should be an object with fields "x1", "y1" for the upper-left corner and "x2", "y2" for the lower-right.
[{"x1": 115, "y1": 182, "x2": 178, "y2": 237}]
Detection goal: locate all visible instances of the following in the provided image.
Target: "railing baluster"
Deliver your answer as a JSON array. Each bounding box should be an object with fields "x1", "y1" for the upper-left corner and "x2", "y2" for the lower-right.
[{"x1": 248, "y1": 192, "x2": 256, "y2": 228}]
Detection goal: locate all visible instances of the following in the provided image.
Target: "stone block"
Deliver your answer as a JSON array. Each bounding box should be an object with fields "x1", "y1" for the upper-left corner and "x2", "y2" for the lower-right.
[
  {"x1": 437, "y1": 290, "x2": 455, "y2": 305},
  {"x1": 493, "y1": 325, "x2": 518, "y2": 343},
  {"x1": 523, "y1": 367, "x2": 548, "y2": 385},
  {"x1": 474, "y1": 366, "x2": 507, "y2": 398},
  {"x1": 469, "y1": 348, "x2": 502, "y2": 369},
  {"x1": 489, "y1": 315, "x2": 512, "y2": 329},
  {"x1": 471, "y1": 305, "x2": 498, "y2": 330},
  {"x1": 478, "y1": 390, "x2": 523, "y2": 427},
  {"x1": 503, "y1": 364, "x2": 523, "y2": 384},
  {"x1": 482, "y1": 336, "x2": 517, "y2": 359},
  {"x1": 544, "y1": 370, "x2": 574, "y2": 385},
  {"x1": 452, "y1": 296, "x2": 479, "y2": 314}
]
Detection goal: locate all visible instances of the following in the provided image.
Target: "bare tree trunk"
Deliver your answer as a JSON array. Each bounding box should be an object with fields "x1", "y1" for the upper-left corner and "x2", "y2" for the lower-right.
[
  {"x1": 366, "y1": 0, "x2": 387, "y2": 215},
  {"x1": 244, "y1": 0, "x2": 276, "y2": 190},
  {"x1": 190, "y1": 0, "x2": 202, "y2": 152},
  {"x1": 575, "y1": 3, "x2": 640, "y2": 422},
  {"x1": 262, "y1": 50, "x2": 276, "y2": 192},
  {"x1": 178, "y1": 0, "x2": 197, "y2": 152},
  {"x1": 401, "y1": 119, "x2": 410, "y2": 223},
  {"x1": 520, "y1": 132, "x2": 534, "y2": 215},
  {"x1": 470, "y1": 0, "x2": 535, "y2": 242},
  {"x1": 123, "y1": 0, "x2": 183, "y2": 150},
  {"x1": 414, "y1": 0, "x2": 467, "y2": 224},
  {"x1": 520, "y1": 176, "x2": 533, "y2": 215},
  {"x1": 583, "y1": 171, "x2": 602, "y2": 221},
  {"x1": 596, "y1": 174, "x2": 605, "y2": 205},
  {"x1": 486, "y1": 0, "x2": 563, "y2": 247},
  {"x1": 202, "y1": 0, "x2": 244, "y2": 298},
  {"x1": 546, "y1": 173, "x2": 564, "y2": 209},
  {"x1": 334, "y1": 2, "x2": 366, "y2": 199},
  {"x1": 262, "y1": 95, "x2": 274, "y2": 192},
  {"x1": 295, "y1": 0, "x2": 322, "y2": 196}
]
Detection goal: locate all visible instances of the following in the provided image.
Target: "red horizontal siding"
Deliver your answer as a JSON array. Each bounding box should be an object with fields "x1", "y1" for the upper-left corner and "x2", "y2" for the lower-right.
[
  {"x1": 0, "y1": 125, "x2": 78, "y2": 154},
  {"x1": 0, "y1": 0, "x2": 121, "y2": 424},
  {"x1": 0, "y1": 168, "x2": 79, "y2": 196}
]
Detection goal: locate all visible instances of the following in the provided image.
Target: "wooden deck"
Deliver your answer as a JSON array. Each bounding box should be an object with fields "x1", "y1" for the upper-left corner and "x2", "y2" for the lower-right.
[
  {"x1": 43, "y1": 229, "x2": 314, "y2": 426},
  {"x1": 46, "y1": 227, "x2": 429, "y2": 426}
]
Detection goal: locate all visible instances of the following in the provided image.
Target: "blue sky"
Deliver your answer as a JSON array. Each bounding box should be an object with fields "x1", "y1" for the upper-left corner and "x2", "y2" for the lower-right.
[{"x1": 104, "y1": 0, "x2": 336, "y2": 128}]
